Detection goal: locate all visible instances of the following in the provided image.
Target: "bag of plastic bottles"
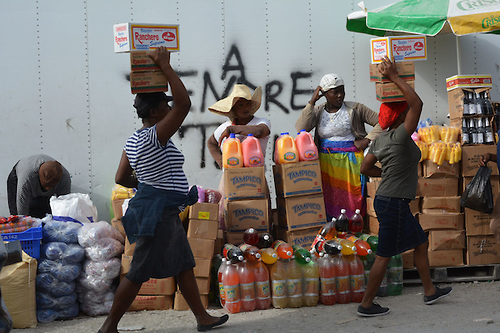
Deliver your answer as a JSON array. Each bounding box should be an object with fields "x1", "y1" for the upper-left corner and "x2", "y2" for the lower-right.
[
  {"x1": 41, "y1": 242, "x2": 85, "y2": 264},
  {"x1": 78, "y1": 221, "x2": 124, "y2": 247},
  {"x1": 78, "y1": 273, "x2": 113, "y2": 294},
  {"x1": 84, "y1": 237, "x2": 124, "y2": 261},
  {"x1": 36, "y1": 273, "x2": 76, "y2": 296},
  {"x1": 36, "y1": 292, "x2": 77, "y2": 311},
  {"x1": 37, "y1": 259, "x2": 82, "y2": 282},
  {"x1": 82, "y1": 257, "x2": 121, "y2": 280},
  {"x1": 460, "y1": 166, "x2": 494, "y2": 214},
  {"x1": 42, "y1": 219, "x2": 82, "y2": 244}
]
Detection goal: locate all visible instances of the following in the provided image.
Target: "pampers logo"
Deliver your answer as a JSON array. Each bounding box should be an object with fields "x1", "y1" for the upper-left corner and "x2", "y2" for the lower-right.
[{"x1": 292, "y1": 203, "x2": 321, "y2": 214}]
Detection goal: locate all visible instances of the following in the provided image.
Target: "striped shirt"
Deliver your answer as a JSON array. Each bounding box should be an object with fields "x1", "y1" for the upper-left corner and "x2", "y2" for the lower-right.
[{"x1": 125, "y1": 125, "x2": 188, "y2": 194}]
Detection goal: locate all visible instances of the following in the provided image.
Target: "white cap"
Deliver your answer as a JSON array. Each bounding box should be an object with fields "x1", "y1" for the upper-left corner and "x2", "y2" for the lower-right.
[{"x1": 320, "y1": 73, "x2": 344, "y2": 92}]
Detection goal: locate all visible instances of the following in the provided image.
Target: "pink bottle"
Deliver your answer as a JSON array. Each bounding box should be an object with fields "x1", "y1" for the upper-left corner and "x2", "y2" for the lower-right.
[
  {"x1": 237, "y1": 261, "x2": 256, "y2": 312},
  {"x1": 295, "y1": 129, "x2": 318, "y2": 161},
  {"x1": 318, "y1": 254, "x2": 336, "y2": 305},
  {"x1": 347, "y1": 254, "x2": 365, "y2": 303},
  {"x1": 250, "y1": 261, "x2": 271, "y2": 310},
  {"x1": 242, "y1": 134, "x2": 264, "y2": 167}
]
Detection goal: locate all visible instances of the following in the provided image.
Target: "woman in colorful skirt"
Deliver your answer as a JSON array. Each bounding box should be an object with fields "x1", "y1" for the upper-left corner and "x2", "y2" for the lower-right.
[{"x1": 295, "y1": 74, "x2": 382, "y2": 220}]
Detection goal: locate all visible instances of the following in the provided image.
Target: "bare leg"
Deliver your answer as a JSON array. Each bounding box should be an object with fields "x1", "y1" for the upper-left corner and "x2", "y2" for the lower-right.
[
  {"x1": 99, "y1": 277, "x2": 142, "y2": 333},
  {"x1": 177, "y1": 268, "x2": 226, "y2": 326},
  {"x1": 413, "y1": 241, "x2": 436, "y2": 296},
  {"x1": 360, "y1": 255, "x2": 390, "y2": 308}
]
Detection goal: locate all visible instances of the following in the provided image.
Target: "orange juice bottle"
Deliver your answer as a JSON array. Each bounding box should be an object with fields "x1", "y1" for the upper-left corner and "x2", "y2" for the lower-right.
[
  {"x1": 276, "y1": 132, "x2": 299, "y2": 164},
  {"x1": 222, "y1": 133, "x2": 243, "y2": 168},
  {"x1": 295, "y1": 129, "x2": 318, "y2": 161},
  {"x1": 242, "y1": 134, "x2": 264, "y2": 167}
]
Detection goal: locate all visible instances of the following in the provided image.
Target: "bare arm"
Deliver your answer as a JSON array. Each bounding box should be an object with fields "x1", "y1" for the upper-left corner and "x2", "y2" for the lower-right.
[
  {"x1": 379, "y1": 57, "x2": 423, "y2": 135},
  {"x1": 115, "y1": 150, "x2": 138, "y2": 188},
  {"x1": 207, "y1": 134, "x2": 223, "y2": 169},
  {"x1": 295, "y1": 88, "x2": 322, "y2": 133},
  {"x1": 217, "y1": 124, "x2": 270, "y2": 145},
  {"x1": 360, "y1": 153, "x2": 382, "y2": 177},
  {"x1": 150, "y1": 47, "x2": 192, "y2": 145}
]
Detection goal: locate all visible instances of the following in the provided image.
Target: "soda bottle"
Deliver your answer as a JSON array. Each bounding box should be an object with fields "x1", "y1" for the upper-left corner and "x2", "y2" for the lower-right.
[
  {"x1": 468, "y1": 91, "x2": 477, "y2": 115},
  {"x1": 484, "y1": 91, "x2": 494, "y2": 115},
  {"x1": 270, "y1": 260, "x2": 288, "y2": 308},
  {"x1": 337, "y1": 238, "x2": 357, "y2": 256},
  {"x1": 257, "y1": 232, "x2": 274, "y2": 249},
  {"x1": 239, "y1": 244, "x2": 262, "y2": 262},
  {"x1": 323, "y1": 239, "x2": 343, "y2": 256},
  {"x1": 286, "y1": 259, "x2": 303, "y2": 308},
  {"x1": 475, "y1": 91, "x2": 484, "y2": 115},
  {"x1": 260, "y1": 247, "x2": 278, "y2": 265},
  {"x1": 217, "y1": 258, "x2": 229, "y2": 307},
  {"x1": 336, "y1": 209, "x2": 350, "y2": 238},
  {"x1": 349, "y1": 209, "x2": 363, "y2": 234},
  {"x1": 222, "y1": 133, "x2": 243, "y2": 168},
  {"x1": 223, "y1": 244, "x2": 244, "y2": 263},
  {"x1": 387, "y1": 254, "x2": 403, "y2": 296},
  {"x1": 273, "y1": 240, "x2": 293, "y2": 260},
  {"x1": 301, "y1": 260, "x2": 320, "y2": 306},
  {"x1": 364, "y1": 235, "x2": 378, "y2": 253},
  {"x1": 295, "y1": 129, "x2": 318, "y2": 161},
  {"x1": 347, "y1": 254, "x2": 365, "y2": 303},
  {"x1": 236, "y1": 261, "x2": 256, "y2": 312},
  {"x1": 362, "y1": 252, "x2": 375, "y2": 286},
  {"x1": 243, "y1": 227, "x2": 259, "y2": 246},
  {"x1": 318, "y1": 253, "x2": 336, "y2": 305},
  {"x1": 462, "y1": 90, "x2": 470, "y2": 115},
  {"x1": 485, "y1": 118, "x2": 495, "y2": 144},
  {"x1": 292, "y1": 245, "x2": 312, "y2": 265},
  {"x1": 333, "y1": 254, "x2": 351, "y2": 304},
  {"x1": 276, "y1": 132, "x2": 299, "y2": 164},
  {"x1": 250, "y1": 261, "x2": 271, "y2": 310},
  {"x1": 346, "y1": 235, "x2": 372, "y2": 257},
  {"x1": 222, "y1": 262, "x2": 241, "y2": 313},
  {"x1": 310, "y1": 218, "x2": 337, "y2": 256},
  {"x1": 477, "y1": 118, "x2": 485, "y2": 144},
  {"x1": 242, "y1": 134, "x2": 264, "y2": 167}
]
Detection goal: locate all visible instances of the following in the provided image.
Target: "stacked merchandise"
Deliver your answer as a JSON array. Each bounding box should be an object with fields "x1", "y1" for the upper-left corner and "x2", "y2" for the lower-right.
[
  {"x1": 36, "y1": 218, "x2": 84, "y2": 323},
  {"x1": 78, "y1": 221, "x2": 124, "y2": 315},
  {"x1": 273, "y1": 131, "x2": 325, "y2": 248},
  {"x1": 447, "y1": 75, "x2": 500, "y2": 265},
  {"x1": 174, "y1": 202, "x2": 220, "y2": 310},
  {"x1": 369, "y1": 61, "x2": 415, "y2": 103},
  {"x1": 222, "y1": 133, "x2": 269, "y2": 244}
]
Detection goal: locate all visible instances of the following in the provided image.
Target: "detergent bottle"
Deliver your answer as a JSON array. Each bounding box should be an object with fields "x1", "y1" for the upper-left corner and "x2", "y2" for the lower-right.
[
  {"x1": 295, "y1": 129, "x2": 318, "y2": 161},
  {"x1": 242, "y1": 134, "x2": 264, "y2": 167}
]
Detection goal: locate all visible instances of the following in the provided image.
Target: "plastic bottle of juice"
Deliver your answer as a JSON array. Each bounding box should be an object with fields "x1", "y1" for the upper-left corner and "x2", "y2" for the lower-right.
[
  {"x1": 242, "y1": 134, "x2": 264, "y2": 167},
  {"x1": 217, "y1": 258, "x2": 228, "y2": 307},
  {"x1": 349, "y1": 209, "x2": 364, "y2": 235},
  {"x1": 239, "y1": 244, "x2": 262, "y2": 263},
  {"x1": 292, "y1": 245, "x2": 312, "y2": 266},
  {"x1": 270, "y1": 260, "x2": 288, "y2": 308},
  {"x1": 323, "y1": 239, "x2": 343, "y2": 256},
  {"x1": 347, "y1": 254, "x2": 365, "y2": 303},
  {"x1": 301, "y1": 260, "x2": 320, "y2": 306},
  {"x1": 310, "y1": 218, "x2": 337, "y2": 256},
  {"x1": 276, "y1": 132, "x2": 299, "y2": 164},
  {"x1": 273, "y1": 240, "x2": 293, "y2": 260},
  {"x1": 337, "y1": 238, "x2": 357, "y2": 256},
  {"x1": 318, "y1": 253, "x2": 336, "y2": 305},
  {"x1": 222, "y1": 262, "x2": 241, "y2": 313},
  {"x1": 257, "y1": 232, "x2": 274, "y2": 249},
  {"x1": 250, "y1": 261, "x2": 271, "y2": 310},
  {"x1": 243, "y1": 227, "x2": 259, "y2": 245},
  {"x1": 223, "y1": 244, "x2": 244, "y2": 263},
  {"x1": 286, "y1": 259, "x2": 303, "y2": 308},
  {"x1": 387, "y1": 254, "x2": 403, "y2": 296},
  {"x1": 346, "y1": 235, "x2": 372, "y2": 257},
  {"x1": 260, "y1": 247, "x2": 278, "y2": 265},
  {"x1": 222, "y1": 133, "x2": 243, "y2": 168},
  {"x1": 295, "y1": 129, "x2": 318, "y2": 161},
  {"x1": 336, "y1": 209, "x2": 350, "y2": 238},
  {"x1": 334, "y1": 254, "x2": 351, "y2": 304},
  {"x1": 236, "y1": 261, "x2": 256, "y2": 312}
]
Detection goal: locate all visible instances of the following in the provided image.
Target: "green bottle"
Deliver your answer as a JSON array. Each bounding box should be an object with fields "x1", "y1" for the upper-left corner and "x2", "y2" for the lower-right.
[{"x1": 387, "y1": 254, "x2": 403, "y2": 296}]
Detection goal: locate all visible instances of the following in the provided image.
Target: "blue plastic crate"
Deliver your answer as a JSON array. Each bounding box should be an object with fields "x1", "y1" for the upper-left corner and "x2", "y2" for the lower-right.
[{"x1": 1, "y1": 226, "x2": 42, "y2": 259}]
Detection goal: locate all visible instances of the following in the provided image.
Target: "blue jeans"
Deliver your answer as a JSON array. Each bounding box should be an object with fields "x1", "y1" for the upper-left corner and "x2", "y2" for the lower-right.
[{"x1": 374, "y1": 195, "x2": 427, "y2": 258}]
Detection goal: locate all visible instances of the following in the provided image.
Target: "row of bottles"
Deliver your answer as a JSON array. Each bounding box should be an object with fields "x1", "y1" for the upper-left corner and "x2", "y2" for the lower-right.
[
  {"x1": 461, "y1": 117, "x2": 495, "y2": 145},
  {"x1": 463, "y1": 90, "x2": 494, "y2": 116},
  {"x1": 223, "y1": 133, "x2": 265, "y2": 168},
  {"x1": 363, "y1": 252, "x2": 403, "y2": 297},
  {"x1": 273, "y1": 130, "x2": 319, "y2": 164}
]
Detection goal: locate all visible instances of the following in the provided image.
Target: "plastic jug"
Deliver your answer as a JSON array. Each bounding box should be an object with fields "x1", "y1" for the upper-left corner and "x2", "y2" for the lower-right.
[
  {"x1": 295, "y1": 129, "x2": 318, "y2": 161},
  {"x1": 222, "y1": 133, "x2": 243, "y2": 168},
  {"x1": 275, "y1": 132, "x2": 299, "y2": 164},
  {"x1": 242, "y1": 134, "x2": 264, "y2": 167}
]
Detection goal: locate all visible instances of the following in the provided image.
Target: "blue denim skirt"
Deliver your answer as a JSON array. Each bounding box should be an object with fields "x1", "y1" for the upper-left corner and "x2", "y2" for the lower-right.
[{"x1": 374, "y1": 195, "x2": 427, "y2": 258}]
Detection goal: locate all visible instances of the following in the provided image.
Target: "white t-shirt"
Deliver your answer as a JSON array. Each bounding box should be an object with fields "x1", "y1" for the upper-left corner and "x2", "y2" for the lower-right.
[
  {"x1": 213, "y1": 116, "x2": 271, "y2": 155},
  {"x1": 317, "y1": 103, "x2": 356, "y2": 141}
]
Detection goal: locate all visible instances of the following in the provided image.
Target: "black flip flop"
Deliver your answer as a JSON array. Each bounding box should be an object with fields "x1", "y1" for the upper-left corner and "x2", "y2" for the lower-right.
[{"x1": 197, "y1": 314, "x2": 229, "y2": 332}]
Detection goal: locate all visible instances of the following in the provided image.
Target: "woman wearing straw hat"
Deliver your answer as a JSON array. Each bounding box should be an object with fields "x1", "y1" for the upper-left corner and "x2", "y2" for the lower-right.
[
  {"x1": 207, "y1": 84, "x2": 271, "y2": 169},
  {"x1": 295, "y1": 74, "x2": 382, "y2": 222}
]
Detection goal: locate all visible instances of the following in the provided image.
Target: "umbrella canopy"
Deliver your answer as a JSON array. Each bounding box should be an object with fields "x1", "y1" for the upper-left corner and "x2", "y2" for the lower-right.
[{"x1": 347, "y1": 0, "x2": 500, "y2": 37}]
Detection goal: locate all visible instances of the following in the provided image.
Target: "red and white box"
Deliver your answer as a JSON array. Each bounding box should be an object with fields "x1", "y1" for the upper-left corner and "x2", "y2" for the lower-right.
[
  {"x1": 370, "y1": 35, "x2": 427, "y2": 63},
  {"x1": 113, "y1": 23, "x2": 180, "y2": 53},
  {"x1": 445, "y1": 74, "x2": 493, "y2": 91}
]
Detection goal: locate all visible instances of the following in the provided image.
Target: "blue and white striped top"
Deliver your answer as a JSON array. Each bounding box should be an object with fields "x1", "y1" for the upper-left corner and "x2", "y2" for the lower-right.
[{"x1": 124, "y1": 125, "x2": 189, "y2": 194}]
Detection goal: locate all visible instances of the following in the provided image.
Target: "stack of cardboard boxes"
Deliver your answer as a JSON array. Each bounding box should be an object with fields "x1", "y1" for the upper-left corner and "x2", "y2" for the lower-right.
[
  {"x1": 370, "y1": 62, "x2": 416, "y2": 103},
  {"x1": 273, "y1": 160, "x2": 326, "y2": 248},
  {"x1": 223, "y1": 166, "x2": 269, "y2": 245}
]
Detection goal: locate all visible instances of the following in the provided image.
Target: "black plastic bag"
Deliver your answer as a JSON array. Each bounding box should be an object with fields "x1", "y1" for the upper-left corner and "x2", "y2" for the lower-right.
[{"x1": 460, "y1": 166, "x2": 494, "y2": 214}]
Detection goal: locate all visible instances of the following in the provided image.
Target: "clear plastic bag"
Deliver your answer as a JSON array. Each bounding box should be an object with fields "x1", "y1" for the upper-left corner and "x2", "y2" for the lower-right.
[
  {"x1": 82, "y1": 257, "x2": 121, "y2": 280},
  {"x1": 78, "y1": 221, "x2": 124, "y2": 247},
  {"x1": 460, "y1": 166, "x2": 494, "y2": 214},
  {"x1": 78, "y1": 273, "x2": 113, "y2": 294},
  {"x1": 84, "y1": 237, "x2": 124, "y2": 261}
]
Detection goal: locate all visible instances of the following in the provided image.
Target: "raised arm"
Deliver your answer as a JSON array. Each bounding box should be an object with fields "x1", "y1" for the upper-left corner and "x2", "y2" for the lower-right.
[{"x1": 378, "y1": 57, "x2": 423, "y2": 135}]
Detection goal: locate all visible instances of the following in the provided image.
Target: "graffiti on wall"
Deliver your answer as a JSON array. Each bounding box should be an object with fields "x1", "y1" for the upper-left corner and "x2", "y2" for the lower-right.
[{"x1": 177, "y1": 44, "x2": 315, "y2": 169}]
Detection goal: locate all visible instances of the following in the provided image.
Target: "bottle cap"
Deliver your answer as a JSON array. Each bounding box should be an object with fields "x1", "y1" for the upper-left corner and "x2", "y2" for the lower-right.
[
  {"x1": 355, "y1": 209, "x2": 361, "y2": 214},
  {"x1": 341, "y1": 209, "x2": 346, "y2": 214},
  {"x1": 247, "y1": 133, "x2": 254, "y2": 137},
  {"x1": 230, "y1": 133, "x2": 236, "y2": 138}
]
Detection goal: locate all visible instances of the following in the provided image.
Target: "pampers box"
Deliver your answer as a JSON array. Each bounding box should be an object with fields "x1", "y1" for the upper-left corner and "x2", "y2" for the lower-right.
[{"x1": 113, "y1": 23, "x2": 180, "y2": 53}]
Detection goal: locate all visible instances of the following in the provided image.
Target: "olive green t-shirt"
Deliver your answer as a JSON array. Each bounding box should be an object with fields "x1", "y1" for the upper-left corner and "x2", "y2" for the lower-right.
[{"x1": 368, "y1": 125, "x2": 421, "y2": 199}]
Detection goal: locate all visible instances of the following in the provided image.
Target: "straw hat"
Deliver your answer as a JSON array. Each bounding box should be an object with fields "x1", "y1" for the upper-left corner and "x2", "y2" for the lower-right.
[{"x1": 208, "y1": 84, "x2": 262, "y2": 121}]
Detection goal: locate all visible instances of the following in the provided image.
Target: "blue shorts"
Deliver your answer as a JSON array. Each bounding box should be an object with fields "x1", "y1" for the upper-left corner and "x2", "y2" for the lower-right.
[{"x1": 374, "y1": 195, "x2": 428, "y2": 258}]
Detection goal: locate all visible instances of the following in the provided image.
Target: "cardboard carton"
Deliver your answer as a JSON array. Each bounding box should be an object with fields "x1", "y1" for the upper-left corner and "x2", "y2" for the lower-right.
[
  {"x1": 376, "y1": 80, "x2": 416, "y2": 102},
  {"x1": 224, "y1": 167, "x2": 267, "y2": 201},
  {"x1": 461, "y1": 146, "x2": 498, "y2": 177},
  {"x1": 466, "y1": 235, "x2": 500, "y2": 265},
  {"x1": 174, "y1": 291, "x2": 208, "y2": 310},
  {"x1": 276, "y1": 226, "x2": 321, "y2": 249},
  {"x1": 224, "y1": 199, "x2": 269, "y2": 233},
  {"x1": 214, "y1": 229, "x2": 224, "y2": 255},
  {"x1": 429, "y1": 229, "x2": 466, "y2": 251},
  {"x1": 121, "y1": 254, "x2": 133, "y2": 275},
  {"x1": 273, "y1": 161, "x2": 323, "y2": 197},
  {"x1": 128, "y1": 295, "x2": 173, "y2": 311},
  {"x1": 422, "y1": 160, "x2": 459, "y2": 178},
  {"x1": 188, "y1": 203, "x2": 219, "y2": 221},
  {"x1": 416, "y1": 178, "x2": 458, "y2": 197},
  {"x1": 130, "y1": 71, "x2": 168, "y2": 94},
  {"x1": 368, "y1": 215, "x2": 379, "y2": 235},
  {"x1": 464, "y1": 208, "x2": 493, "y2": 236},
  {"x1": 276, "y1": 194, "x2": 327, "y2": 231},
  {"x1": 402, "y1": 250, "x2": 414, "y2": 269},
  {"x1": 187, "y1": 237, "x2": 215, "y2": 259},
  {"x1": 138, "y1": 277, "x2": 176, "y2": 296},
  {"x1": 124, "y1": 236, "x2": 136, "y2": 256},
  {"x1": 130, "y1": 51, "x2": 161, "y2": 72},
  {"x1": 187, "y1": 219, "x2": 219, "y2": 240},
  {"x1": 421, "y1": 196, "x2": 461, "y2": 213},
  {"x1": 366, "y1": 178, "x2": 381, "y2": 197},
  {"x1": 111, "y1": 199, "x2": 126, "y2": 219},
  {"x1": 446, "y1": 74, "x2": 493, "y2": 92},
  {"x1": 428, "y1": 249, "x2": 464, "y2": 267},
  {"x1": 447, "y1": 87, "x2": 494, "y2": 119},
  {"x1": 369, "y1": 62, "x2": 415, "y2": 82},
  {"x1": 113, "y1": 23, "x2": 180, "y2": 53},
  {"x1": 370, "y1": 35, "x2": 427, "y2": 63},
  {"x1": 193, "y1": 257, "x2": 212, "y2": 278},
  {"x1": 418, "y1": 212, "x2": 464, "y2": 231},
  {"x1": 226, "y1": 231, "x2": 244, "y2": 245},
  {"x1": 111, "y1": 217, "x2": 126, "y2": 238}
]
